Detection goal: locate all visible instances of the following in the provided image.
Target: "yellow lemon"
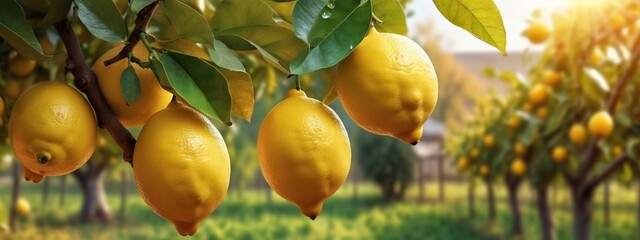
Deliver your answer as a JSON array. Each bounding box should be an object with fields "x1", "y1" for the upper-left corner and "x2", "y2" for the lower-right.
[
  {"x1": 515, "y1": 142, "x2": 526, "y2": 156},
  {"x1": 529, "y1": 84, "x2": 550, "y2": 106},
  {"x1": 523, "y1": 20, "x2": 550, "y2": 44},
  {"x1": 258, "y1": 89, "x2": 351, "y2": 219},
  {"x1": 522, "y1": 103, "x2": 533, "y2": 113},
  {"x1": 470, "y1": 147, "x2": 480, "y2": 159},
  {"x1": 16, "y1": 197, "x2": 30, "y2": 216},
  {"x1": 511, "y1": 159, "x2": 526, "y2": 177},
  {"x1": 336, "y1": 28, "x2": 438, "y2": 144},
  {"x1": 552, "y1": 146, "x2": 567, "y2": 163},
  {"x1": 589, "y1": 48, "x2": 604, "y2": 66},
  {"x1": 93, "y1": 43, "x2": 173, "y2": 126},
  {"x1": 536, "y1": 107, "x2": 549, "y2": 120},
  {"x1": 507, "y1": 115, "x2": 521, "y2": 129},
  {"x1": 8, "y1": 54, "x2": 36, "y2": 77},
  {"x1": 588, "y1": 111, "x2": 614, "y2": 139},
  {"x1": 458, "y1": 157, "x2": 469, "y2": 171},
  {"x1": 569, "y1": 124, "x2": 588, "y2": 146},
  {"x1": 483, "y1": 135, "x2": 495, "y2": 148},
  {"x1": 480, "y1": 165, "x2": 489, "y2": 176},
  {"x1": 612, "y1": 145, "x2": 623, "y2": 159},
  {"x1": 542, "y1": 69, "x2": 561, "y2": 87},
  {"x1": 4, "y1": 78, "x2": 23, "y2": 100},
  {"x1": 134, "y1": 102, "x2": 230, "y2": 236},
  {"x1": 609, "y1": 12, "x2": 627, "y2": 31},
  {"x1": 9, "y1": 81, "x2": 97, "y2": 183}
]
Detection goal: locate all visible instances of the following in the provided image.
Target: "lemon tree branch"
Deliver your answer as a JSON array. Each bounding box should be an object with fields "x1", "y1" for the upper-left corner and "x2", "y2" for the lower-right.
[
  {"x1": 54, "y1": 19, "x2": 136, "y2": 165},
  {"x1": 586, "y1": 154, "x2": 629, "y2": 191},
  {"x1": 103, "y1": 0, "x2": 160, "y2": 66}
]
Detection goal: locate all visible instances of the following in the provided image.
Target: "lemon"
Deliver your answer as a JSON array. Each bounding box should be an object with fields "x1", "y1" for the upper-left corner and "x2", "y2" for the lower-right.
[
  {"x1": 612, "y1": 145, "x2": 623, "y2": 158},
  {"x1": 507, "y1": 115, "x2": 521, "y2": 129},
  {"x1": 9, "y1": 81, "x2": 97, "y2": 183},
  {"x1": 4, "y1": 78, "x2": 23, "y2": 100},
  {"x1": 93, "y1": 43, "x2": 173, "y2": 126},
  {"x1": 470, "y1": 147, "x2": 480, "y2": 159},
  {"x1": 589, "y1": 48, "x2": 604, "y2": 66},
  {"x1": 480, "y1": 165, "x2": 489, "y2": 176},
  {"x1": 457, "y1": 157, "x2": 469, "y2": 171},
  {"x1": 515, "y1": 142, "x2": 526, "y2": 156},
  {"x1": 523, "y1": 20, "x2": 550, "y2": 44},
  {"x1": 134, "y1": 101, "x2": 230, "y2": 236},
  {"x1": 336, "y1": 28, "x2": 438, "y2": 144},
  {"x1": 16, "y1": 197, "x2": 30, "y2": 216},
  {"x1": 529, "y1": 84, "x2": 550, "y2": 106},
  {"x1": 511, "y1": 159, "x2": 526, "y2": 177},
  {"x1": 258, "y1": 89, "x2": 351, "y2": 219},
  {"x1": 483, "y1": 135, "x2": 495, "y2": 148},
  {"x1": 552, "y1": 146, "x2": 567, "y2": 163},
  {"x1": 542, "y1": 69, "x2": 561, "y2": 87},
  {"x1": 588, "y1": 111, "x2": 614, "y2": 138},
  {"x1": 609, "y1": 12, "x2": 626, "y2": 31},
  {"x1": 8, "y1": 54, "x2": 36, "y2": 77},
  {"x1": 522, "y1": 103, "x2": 533, "y2": 113},
  {"x1": 536, "y1": 107, "x2": 549, "y2": 120},
  {"x1": 569, "y1": 124, "x2": 588, "y2": 145}
]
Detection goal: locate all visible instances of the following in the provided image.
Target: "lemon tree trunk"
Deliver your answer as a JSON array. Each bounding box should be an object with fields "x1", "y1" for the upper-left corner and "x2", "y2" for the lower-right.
[
  {"x1": 8, "y1": 161, "x2": 21, "y2": 232},
  {"x1": 486, "y1": 181, "x2": 496, "y2": 222},
  {"x1": 571, "y1": 187, "x2": 594, "y2": 240},
  {"x1": 536, "y1": 186, "x2": 555, "y2": 240},
  {"x1": 73, "y1": 166, "x2": 111, "y2": 223},
  {"x1": 505, "y1": 177, "x2": 523, "y2": 237}
]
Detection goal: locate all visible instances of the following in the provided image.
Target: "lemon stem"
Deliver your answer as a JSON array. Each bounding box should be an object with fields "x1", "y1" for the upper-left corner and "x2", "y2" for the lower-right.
[
  {"x1": 139, "y1": 32, "x2": 160, "y2": 60},
  {"x1": 36, "y1": 152, "x2": 51, "y2": 164},
  {"x1": 288, "y1": 74, "x2": 301, "y2": 91},
  {"x1": 372, "y1": 13, "x2": 383, "y2": 25}
]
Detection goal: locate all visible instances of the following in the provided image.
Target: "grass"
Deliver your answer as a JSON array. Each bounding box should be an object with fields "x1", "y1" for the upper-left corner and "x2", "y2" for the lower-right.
[{"x1": 0, "y1": 175, "x2": 638, "y2": 239}]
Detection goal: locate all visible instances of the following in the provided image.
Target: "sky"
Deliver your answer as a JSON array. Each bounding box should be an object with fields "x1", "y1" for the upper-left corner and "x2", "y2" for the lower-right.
[{"x1": 405, "y1": 0, "x2": 566, "y2": 53}]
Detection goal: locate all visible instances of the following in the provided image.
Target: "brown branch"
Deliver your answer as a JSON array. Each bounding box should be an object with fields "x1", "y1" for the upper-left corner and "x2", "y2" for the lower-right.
[
  {"x1": 104, "y1": 0, "x2": 160, "y2": 66},
  {"x1": 586, "y1": 154, "x2": 628, "y2": 191},
  {"x1": 54, "y1": 20, "x2": 136, "y2": 165}
]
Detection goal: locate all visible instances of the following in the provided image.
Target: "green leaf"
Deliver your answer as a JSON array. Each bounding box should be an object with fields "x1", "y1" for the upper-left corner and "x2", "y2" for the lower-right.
[
  {"x1": 75, "y1": 0, "x2": 127, "y2": 42},
  {"x1": 159, "y1": 0, "x2": 214, "y2": 45},
  {"x1": 271, "y1": 0, "x2": 296, "y2": 2},
  {"x1": 216, "y1": 68, "x2": 254, "y2": 122},
  {"x1": 371, "y1": 0, "x2": 407, "y2": 35},
  {"x1": 120, "y1": 65, "x2": 141, "y2": 105},
  {"x1": 211, "y1": 0, "x2": 276, "y2": 32},
  {"x1": 37, "y1": 0, "x2": 71, "y2": 27},
  {"x1": 290, "y1": 0, "x2": 372, "y2": 74},
  {"x1": 151, "y1": 52, "x2": 233, "y2": 124},
  {"x1": 131, "y1": 0, "x2": 156, "y2": 12},
  {"x1": 0, "y1": 0, "x2": 45, "y2": 60},
  {"x1": 581, "y1": 68, "x2": 609, "y2": 102},
  {"x1": 583, "y1": 68, "x2": 610, "y2": 92},
  {"x1": 433, "y1": 0, "x2": 506, "y2": 55},
  {"x1": 207, "y1": 40, "x2": 245, "y2": 72}
]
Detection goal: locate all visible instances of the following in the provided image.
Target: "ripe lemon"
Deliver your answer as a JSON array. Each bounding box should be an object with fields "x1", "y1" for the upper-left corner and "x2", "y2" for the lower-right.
[
  {"x1": 589, "y1": 48, "x2": 604, "y2": 66},
  {"x1": 515, "y1": 142, "x2": 526, "y2": 156},
  {"x1": 609, "y1": 12, "x2": 626, "y2": 31},
  {"x1": 480, "y1": 165, "x2": 489, "y2": 176},
  {"x1": 483, "y1": 135, "x2": 495, "y2": 148},
  {"x1": 258, "y1": 89, "x2": 351, "y2": 219},
  {"x1": 536, "y1": 107, "x2": 549, "y2": 120},
  {"x1": 8, "y1": 54, "x2": 36, "y2": 77},
  {"x1": 93, "y1": 43, "x2": 173, "y2": 126},
  {"x1": 552, "y1": 146, "x2": 567, "y2": 163},
  {"x1": 507, "y1": 115, "x2": 521, "y2": 129},
  {"x1": 9, "y1": 81, "x2": 97, "y2": 183},
  {"x1": 588, "y1": 111, "x2": 614, "y2": 138},
  {"x1": 523, "y1": 20, "x2": 550, "y2": 44},
  {"x1": 335, "y1": 28, "x2": 438, "y2": 145},
  {"x1": 4, "y1": 78, "x2": 23, "y2": 100},
  {"x1": 511, "y1": 159, "x2": 526, "y2": 177},
  {"x1": 458, "y1": 157, "x2": 469, "y2": 171},
  {"x1": 134, "y1": 102, "x2": 230, "y2": 236},
  {"x1": 542, "y1": 69, "x2": 561, "y2": 87},
  {"x1": 16, "y1": 197, "x2": 30, "y2": 216},
  {"x1": 522, "y1": 103, "x2": 533, "y2": 113},
  {"x1": 470, "y1": 147, "x2": 480, "y2": 159},
  {"x1": 569, "y1": 124, "x2": 587, "y2": 145},
  {"x1": 529, "y1": 84, "x2": 549, "y2": 106},
  {"x1": 612, "y1": 145, "x2": 623, "y2": 158}
]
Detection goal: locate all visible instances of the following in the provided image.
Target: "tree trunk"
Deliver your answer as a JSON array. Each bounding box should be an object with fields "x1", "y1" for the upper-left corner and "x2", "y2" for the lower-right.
[
  {"x1": 438, "y1": 156, "x2": 445, "y2": 202},
  {"x1": 118, "y1": 170, "x2": 127, "y2": 222},
  {"x1": 603, "y1": 181, "x2": 610, "y2": 228},
  {"x1": 59, "y1": 175, "x2": 67, "y2": 207},
  {"x1": 42, "y1": 177, "x2": 50, "y2": 205},
  {"x1": 487, "y1": 181, "x2": 496, "y2": 222},
  {"x1": 468, "y1": 181, "x2": 475, "y2": 218},
  {"x1": 74, "y1": 169, "x2": 111, "y2": 223},
  {"x1": 506, "y1": 180, "x2": 523, "y2": 236},
  {"x1": 8, "y1": 161, "x2": 21, "y2": 232},
  {"x1": 536, "y1": 186, "x2": 555, "y2": 240},
  {"x1": 572, "y1": 188, "x2": 594, "y2": 240}
]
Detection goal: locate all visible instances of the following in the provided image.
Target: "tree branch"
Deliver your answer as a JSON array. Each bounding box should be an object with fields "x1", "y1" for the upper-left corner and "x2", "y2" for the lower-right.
[
  {"x1": 54, "y1": 20, "x2": 136, "y2": 165},
  {"x1": 104, "y1": 1, "x2": 160, "y2": 66},
  {"x1": 586, "y1": 154, "x2": 628, "y2": 191}
]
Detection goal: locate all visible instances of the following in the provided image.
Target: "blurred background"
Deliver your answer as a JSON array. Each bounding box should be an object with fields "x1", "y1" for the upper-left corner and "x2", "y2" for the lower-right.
[{"x1": 1, "y1": 0, "x2": 638, "y2": 239}]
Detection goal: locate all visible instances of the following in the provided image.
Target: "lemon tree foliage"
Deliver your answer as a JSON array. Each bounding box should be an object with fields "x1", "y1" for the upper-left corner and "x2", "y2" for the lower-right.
[{"x1": 0, "y1": 0, "x2": 507, "y2": 236}]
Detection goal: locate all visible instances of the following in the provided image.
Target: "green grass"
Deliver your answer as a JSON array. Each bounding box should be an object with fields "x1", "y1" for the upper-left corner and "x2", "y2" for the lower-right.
[{"x1": 0, "y1": 176, "x2": 638, "y2": 239}]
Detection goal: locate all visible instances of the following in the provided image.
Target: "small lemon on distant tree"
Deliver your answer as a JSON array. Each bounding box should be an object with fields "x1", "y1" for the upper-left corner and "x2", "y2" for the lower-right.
[
  {"x1": 507, "y1": 115, "x2": 521, "y2": 129},
  {"x1": 612, "y1": 145, "x2": 624, "y2": 158},
  {"x1": 511, "y1": 159, "x2": 526, "y2": 177},
  {"x1": 522, "y1": 103, "x2": 533, "y2": 113},
  {"x1": 552, "y1": 146, "x2": 568, "y2": 163},
  {"x1": 3, "y1": 78, "x2": 23, "y2": 100},
  {"x1": 536, "y1": 107, "x2": 549, "y2": 120},
  {"x1": 16, "y1": 197, "x2": 30, "y2": 216},
  {"x1": 523, "y1": 20, "x2": 551, "y2": 44},
  {"x1": 542, "y1": 69, "x2": 561, "y2": 87},
  {"x1": 569, "y1": 123, "x2": 588, "y2": 145},
  {"x1": 480, "y1": 165, "x2": 490, "y2": 176},
  {"x1": 483, "y1": 135, "x2": 495, "y2": 148},
  {"x1": 515, "y1": 142, "x2": 526, "y2": 156},
  {"x1": 609, "y1": 12, "x2": 627, "y2": 31},
  {"x1": 529, "y1": 84, "x2": 550, "y2": 106},
  {"x1": 8, "y1": 54, "x2": 36, "y2": 77},
  {"x1": 470, "y1": 147, "x2": 480, "y2": 159},
  {"x1": 457, "y1": 157, "x2": 469, "y2": 171},
  {"x1": 589, "y1": 48, "x2": 605, "y2": 66},
  {"x1": 588, "y1": 111, "x2": 614, "y2": 139},
  {"x1": 336, "y1": 28, "x2": 438, "y2": 145}
]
